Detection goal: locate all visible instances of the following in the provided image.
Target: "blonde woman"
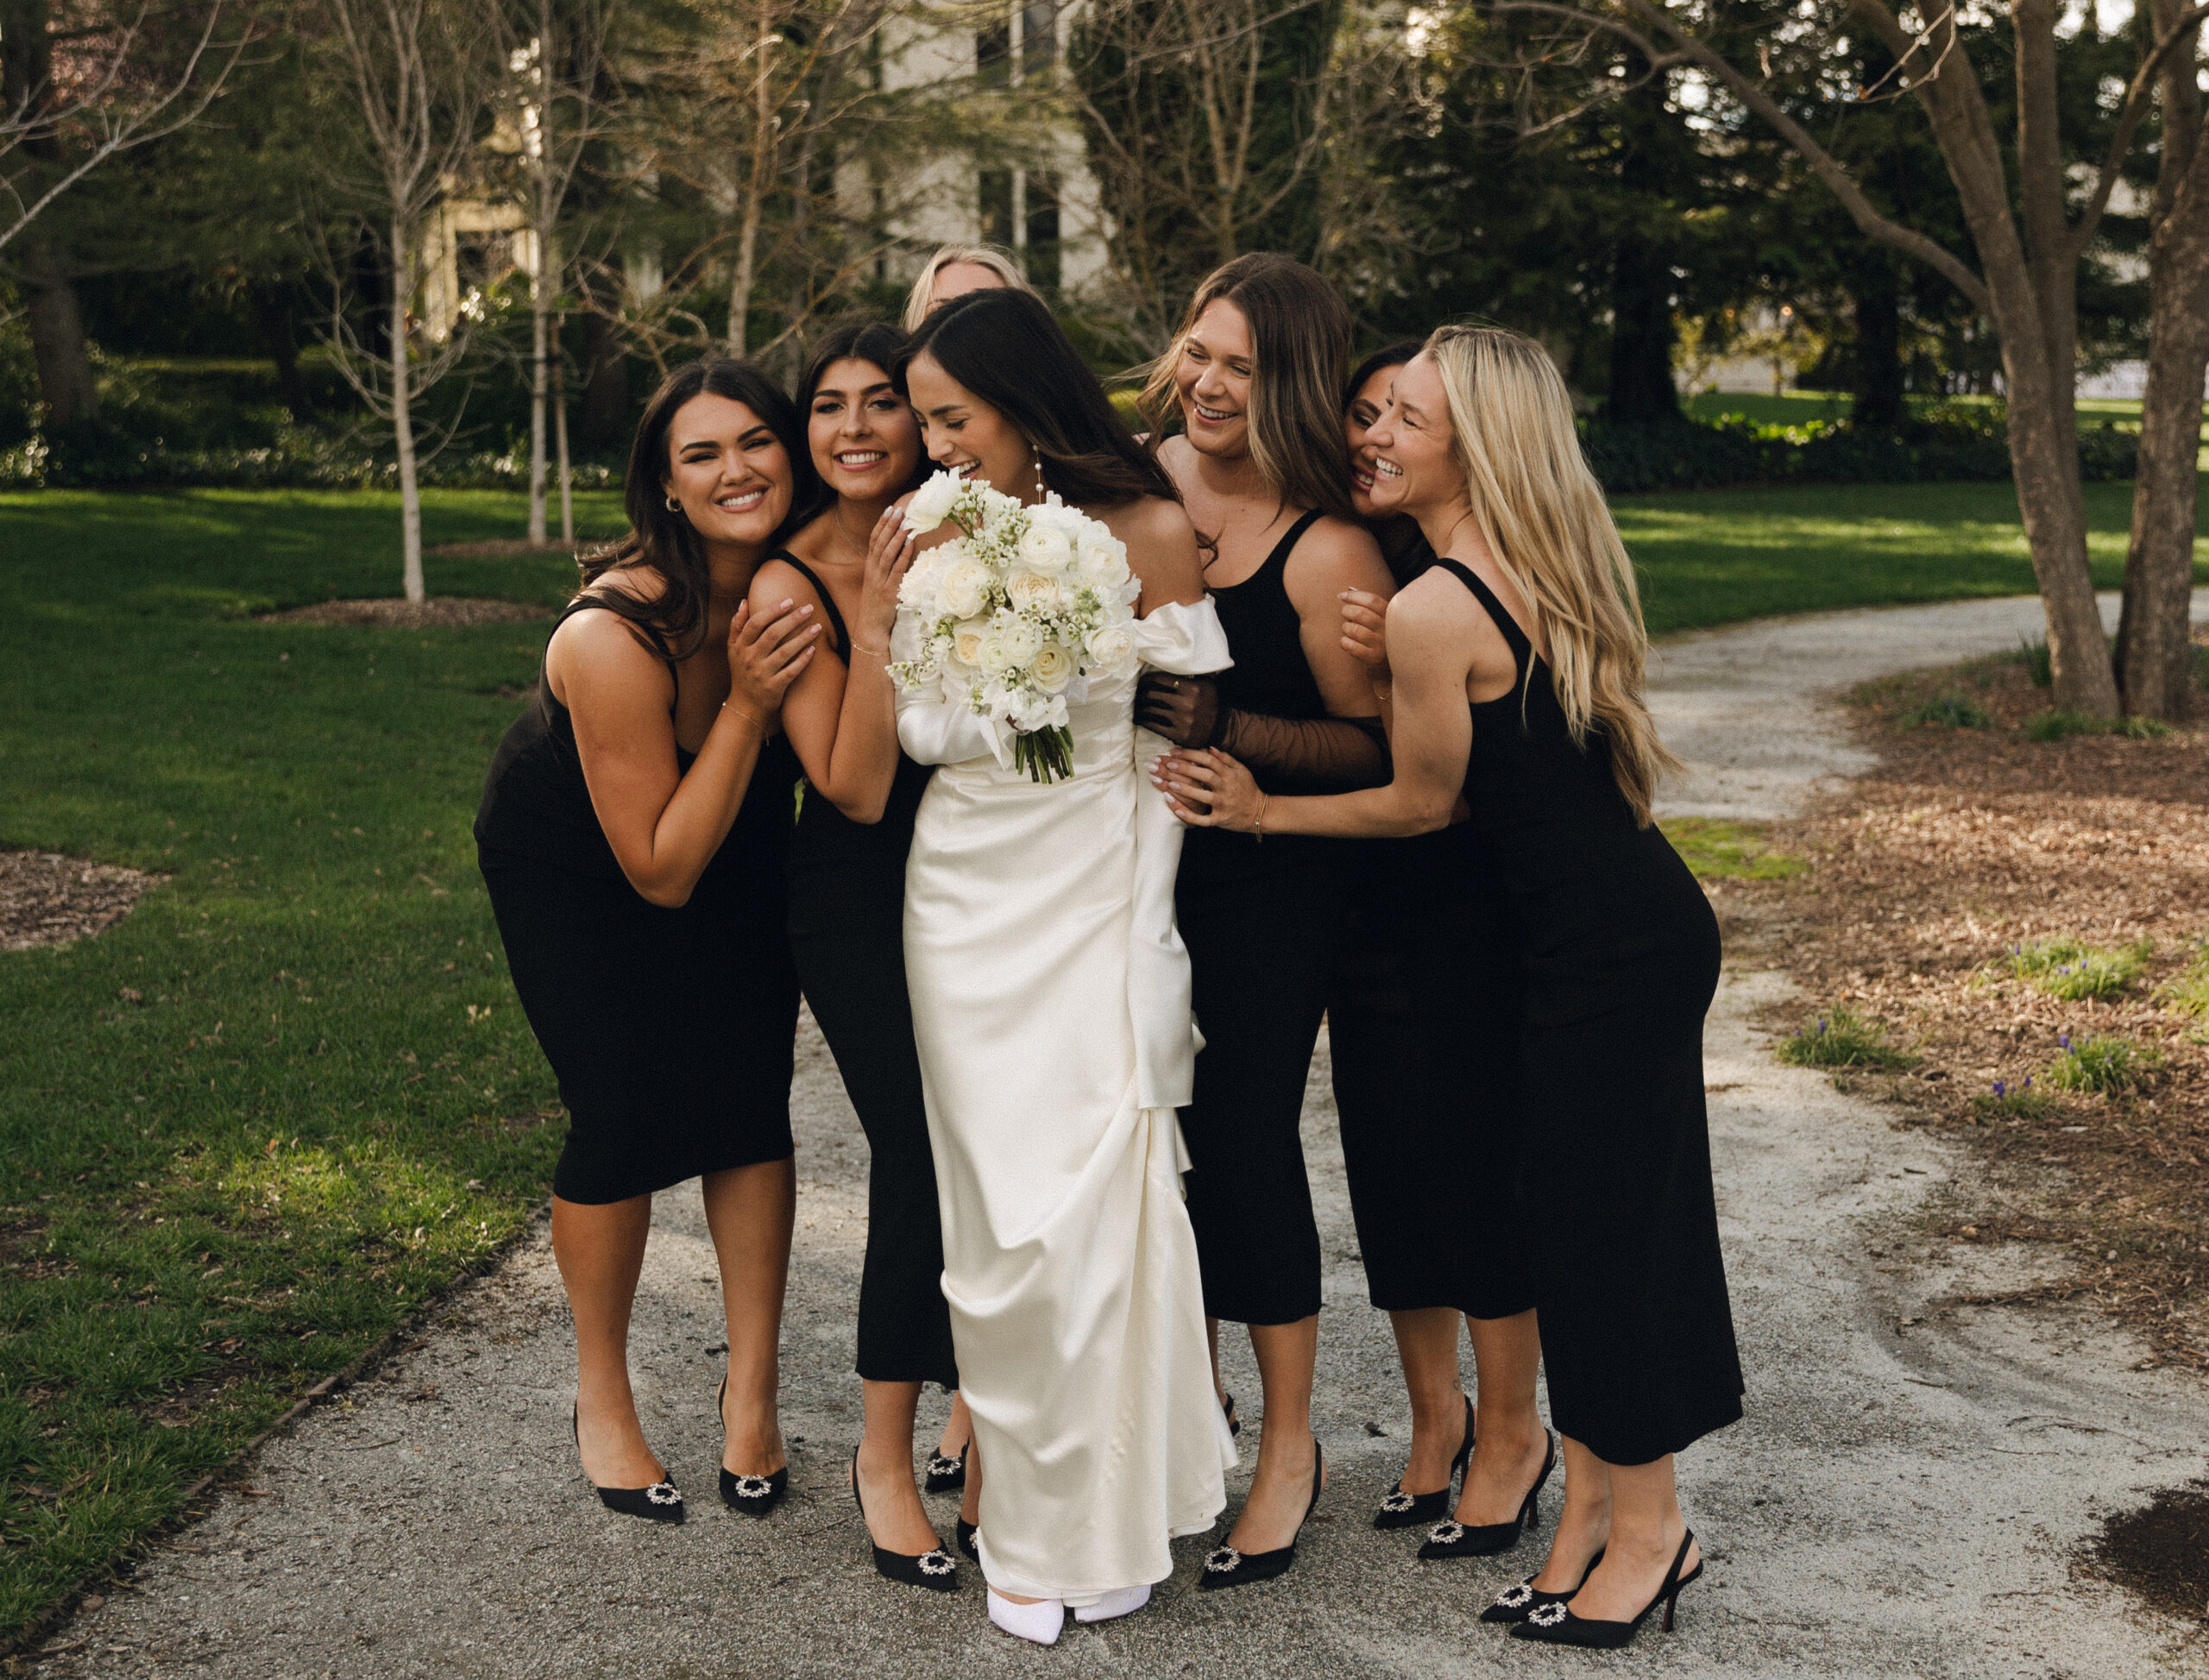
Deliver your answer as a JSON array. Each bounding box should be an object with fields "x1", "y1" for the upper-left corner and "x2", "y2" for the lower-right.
[
  {"x1": 1156, "y1": 326, "x2": 1742, "y2": 1650},
  {"x1": 900, "y1": 243, "x2": 1037, "y2": 331}
]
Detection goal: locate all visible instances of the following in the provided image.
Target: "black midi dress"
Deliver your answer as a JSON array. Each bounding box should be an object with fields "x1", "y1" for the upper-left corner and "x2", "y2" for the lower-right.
[
  {"x1": 1435, "y1": 557, "x2": 1742, "y2": 1465},
  {"x1": 774, "y1": 555, "x2": 960, "y2": 1390},
  {"x1": 1328, "y1": 538, "x2": 1535, "y2": 1321},
  {"x1": 475, "y1": 598, "x2": 802, "y2": 1205},
  {"x1": 1176, "y1": 510, "x2": 1343, "y2": 1327}
]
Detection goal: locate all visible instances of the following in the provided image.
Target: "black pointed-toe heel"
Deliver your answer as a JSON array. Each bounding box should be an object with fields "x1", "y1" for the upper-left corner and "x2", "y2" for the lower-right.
[
  {"x1": 571, "y1": 1405, "x2": 684, "y2": 1524},
  {"x1": 1510, "y1": 1531, "x2": 1702, "y2": 1647},
  {"x1": 1480, "y1": 1548, "x2": 1604, "y2": 1624},
  {"x1": 851, "y1": 1449, "x2": 959, "y2": 1592},
  {"x1": 1221, "y1": 1392, "x2": 1242, "y2": 1438},
  {"x1": 923, "y1": 1440, "x2": 969, "y2": 1494},
  {"x1": 955, "y1": 1517, "x2": 979, "y2": 1562},
  {"x1": 714, "y1": 1375, "x2": 789, "y2": 1516},
  {"x1": 1198, "y1": 1437, "x2": 1324, "y2": 1590},
  {"x1": 1419, "y1": 1430, "x2": 1555, "y2": 1559},
  {"x1": 1374, "y1": 1394, "x2": 1474, "y2": 1531}
]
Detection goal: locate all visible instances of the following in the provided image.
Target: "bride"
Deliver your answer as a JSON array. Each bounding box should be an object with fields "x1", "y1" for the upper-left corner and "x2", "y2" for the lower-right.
[{"x1": 885, "y1": 286, "x2": 1236, "y2": 1644}]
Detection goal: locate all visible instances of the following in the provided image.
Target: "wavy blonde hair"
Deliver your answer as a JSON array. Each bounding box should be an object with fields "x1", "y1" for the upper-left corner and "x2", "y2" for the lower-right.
[
  {"x1": 1425, "y1": 324, "x2": 1678, "y2": 826},
  {"x1": 901, "y1": 244, "x2": 1037, "y2": 331}
]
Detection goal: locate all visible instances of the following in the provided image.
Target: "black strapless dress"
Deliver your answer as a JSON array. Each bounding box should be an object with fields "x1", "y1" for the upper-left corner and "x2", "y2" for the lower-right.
[
  {"x1": 775, "y1": 555, "x2": 958, "y2": 1390},
  {"x1": 1436, "y1": 557, "x2": 1741, "y2": 1465},
  {"x1": 475, "y1": 598, "x2": 802, "y2": 1205}
]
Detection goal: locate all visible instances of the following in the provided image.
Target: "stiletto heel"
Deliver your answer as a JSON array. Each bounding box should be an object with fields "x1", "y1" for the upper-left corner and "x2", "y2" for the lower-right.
[
  {"x1": 715, "y1": 1375, "x2": 788, "y2": 1516},
  {"x1": 571, "y1": 1404, "x2": 683, "y2": 1523},
  {"x1": 1199, "y1": 1437, "x2": 1324, "y2": 1589},
  {"x1": 1511, "y1": 1530, "x2": 1702, "y2": 1648},
  {"x1": 1419, "y1": 1430, "x2": 1553, "y2": 1559},
  {"x1": 1375, "y1": 1394, "x2": 1473, "y2": 1530},
  {"x1": 850, "y1": 1448, "x2": 959, "y2": 1592},
  {"x1": 1480, "y1": 1548, "x2": 1604, "y2": 1624},
  {"x1": 1221, "y1": 1392, "x2": 1242, "y2": 1438},
  {"x1": 955, "y1": 1517, "x2": 979, "y2": 1562}
]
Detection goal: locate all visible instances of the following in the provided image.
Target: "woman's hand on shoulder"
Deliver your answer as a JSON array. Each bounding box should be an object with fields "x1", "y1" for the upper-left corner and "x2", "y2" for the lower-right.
[
  {"x1": 1338, "y1": 587, "x2": 1390, "y2": 674},
  {"x1": 859, "y1": 503, "x2": 919, "y2": 649},
  {"x1": 726, "y1": 590, "x2": 820, "y2": 722},
  {"x1": 1106, "y1": 495, "x2": 1204, "y2": 613}
]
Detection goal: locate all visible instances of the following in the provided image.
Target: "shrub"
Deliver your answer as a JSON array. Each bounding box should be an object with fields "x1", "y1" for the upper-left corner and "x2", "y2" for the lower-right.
[
  {"x1": 2011, "y1": 636, "x2": 2054, "y2": 688},
  {"x1": 1778, "y1": 1009, "x2": 1914, "y2": 1070},
  {"x1": 1900, "y1": 693, "x2": 1991, "y2": 729},
  {"x1": 2027, "y1": 708, "x2": 2104, "y2": 742},
  {"x1": 2002, "y1": 936, "x2": 2149, "y2": 1000},
  {"x1": 2046, "y1": 1033, "x2": 2157, "y2": 1094},
  {"x1": 2158, "y1": 941, "x2": 2209, "y2": 1018},
  {"x1": 2111, "y1": 714, "x2": 2173, "y2": 739}
]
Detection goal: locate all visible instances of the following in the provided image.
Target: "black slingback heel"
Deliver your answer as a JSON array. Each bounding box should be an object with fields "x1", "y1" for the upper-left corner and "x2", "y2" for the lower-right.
[
  {"x1": 850, "y1": 1449, "x2": 959, "y2": 1592},
  {"x1": 1375, "y1": 1394, "x2": 1473, "y2": 1530},
  {"x1": 1510, "y1": 1530, "x2": 1702, "y2": 1648},
  {"x1": 1198, "y1": 1437, "x2": 1324, "y2": 1590},
  {"x1": 571, "y1": 1405, "x2": 683, "y2": 1524},
  {"x1": 1481, "y1": 1548, "x2": 1604, "y2": 1624},
  {"x1": 1419, "y1": 1430, "x2": 1554, "y2": 1559},
  {"x1": 714, "y1": 1375, "x2": 788, "y2": 1516}
]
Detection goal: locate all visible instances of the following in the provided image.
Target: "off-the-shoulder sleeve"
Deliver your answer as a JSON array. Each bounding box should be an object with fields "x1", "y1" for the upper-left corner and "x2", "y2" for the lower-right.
[{"x1": 1131, "y1": 596, "x2": 1232, "y2": 678}]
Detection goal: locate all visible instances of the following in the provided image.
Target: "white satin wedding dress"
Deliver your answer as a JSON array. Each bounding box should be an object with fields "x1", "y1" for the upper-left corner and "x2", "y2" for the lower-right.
[{"x1": 895, "y1": 594, "x2": 1237, "y2": 1608}]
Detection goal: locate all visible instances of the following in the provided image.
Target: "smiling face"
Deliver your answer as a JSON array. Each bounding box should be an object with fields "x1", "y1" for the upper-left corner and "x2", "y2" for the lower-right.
[
  {"x1": 906, "y1": 351, "x2": 1035, "y2": 495},
  {"x1": 1344, "y1": 364, "x2": 1400, "y2": 519},
  {"x1": 807, "y1": 357, "x2": 922, "y2": 507},
  {"x1": 1361, "y1": 352, "x2": 1460, "y2": 519},
  {"x1": 1173, "y1": 298, "x2": 1254, "y2": 461},
  {"x1": 661, "y1": 393, "x2": 795, "y2": 547},
  {"x1": 928, "y1": 261, "x2": 1010, "y2": 314}
]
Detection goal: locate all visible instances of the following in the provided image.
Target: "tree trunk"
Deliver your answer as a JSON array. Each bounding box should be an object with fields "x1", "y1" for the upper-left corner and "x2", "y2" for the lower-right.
[
  {"x1": 1607, "y1": 81, "x2": 1680, "y2": 426},
  {"x1": 21, "y1": 235, "x2": 98, "y2": 431},
  {"x1": 577, "y1": 309, "x2": 626, "y2": 451},
  {"x1": 392, "y1": 214, "x2": 425, "y2": 605},
  {"x1": 529, "y1": 281, "x2": 550, "y2": 546},
  {"x1": 247, "y1": 282, "x2": 314, "y2": 420},
  {"x1": 2003, "y1": 355, "x2": 2115, "y2": 714},
  {"x1": 552, "y1": 313, "x2": 573, "y2": 543},
  {"x1": 1850, "y1": 259, "x2": 1905, "y2": 430}
]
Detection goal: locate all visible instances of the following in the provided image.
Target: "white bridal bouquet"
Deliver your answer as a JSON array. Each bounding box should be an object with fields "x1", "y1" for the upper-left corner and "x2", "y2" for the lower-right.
[{"x1": 890, "y1": 470, "x2": 1142, "y2": 783}]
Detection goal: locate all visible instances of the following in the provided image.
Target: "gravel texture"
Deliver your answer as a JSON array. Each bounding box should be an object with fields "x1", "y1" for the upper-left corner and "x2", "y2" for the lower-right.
[{"x1": 0, "y1": 850, "x2": 166, "y2": 952}]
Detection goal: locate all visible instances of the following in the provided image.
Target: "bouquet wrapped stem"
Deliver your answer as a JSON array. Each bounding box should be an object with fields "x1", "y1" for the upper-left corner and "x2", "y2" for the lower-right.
[{"x1": 1011, "y1": 726, "x2": 1076, "y2": 784}]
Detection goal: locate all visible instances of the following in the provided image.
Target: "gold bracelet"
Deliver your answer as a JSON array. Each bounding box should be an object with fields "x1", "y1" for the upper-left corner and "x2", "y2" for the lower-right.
[
  {"x1": 721, "y1": 700, "x2": 768, "y2": 729},
  {"x1": 1254, "y1": 791, "x2": 1267, "y2": 842},
  {"x1": 849, "y1": 643, "x2": 888, "y2": 658}
]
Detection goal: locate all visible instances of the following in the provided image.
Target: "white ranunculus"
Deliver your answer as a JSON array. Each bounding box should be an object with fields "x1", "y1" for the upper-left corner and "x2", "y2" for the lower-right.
[
  {"x1": 950, "y1": 617, "x2": 991, "y2": 669},
  {"x1": 996, "y1": 613, "x2": 1044, "y2": 665},
  {"x1": 1017, "y1": 520, "x2": 1075, "y2": 575},
  {"x1": 1077, "y1": 532, "x2": 1130, "y2": 588},
  {"x1": 904, "y1": 470, "x2": 964, "y2": 533},
  {"x1": 978, "y1": 633, "x2": 1016, "y2": 676},
  {"x1": 1031, "y1": 640, "x2": 1076, "y2": 692},
  {"x1": 1084, "y1": 622, "x2": 1138, "y2": 677},
  {"x1": 941, "y1": 557, "x2": 995, "y2": 620},
  {"x1": 1005, "y1": 568, "x2": 1061, "y2": 613}
]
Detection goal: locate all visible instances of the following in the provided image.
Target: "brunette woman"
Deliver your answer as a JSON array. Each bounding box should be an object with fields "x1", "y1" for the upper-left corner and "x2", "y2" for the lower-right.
[
  {"x1": 1329, "y1": 342, "x2": 1546, "y2": 1550},
  {"x1": 475, "y1": 359, "x2": 826, "y2": 1522},
  {"x1": 750, "y1": 321, "x2": 962, "y2": 1590},
  {"x1": 1133, "y1": 254, "x2": 1396, "y2": 1589},
  {"x1": 1159, "y1": 327, "x2": 1743, "y2": 1650}
]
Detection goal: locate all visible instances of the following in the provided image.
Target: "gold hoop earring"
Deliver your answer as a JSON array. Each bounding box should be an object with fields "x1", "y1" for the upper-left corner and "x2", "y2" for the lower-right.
[{"x1": 664, "y1": 493, "x2": 681, "y2": 513}]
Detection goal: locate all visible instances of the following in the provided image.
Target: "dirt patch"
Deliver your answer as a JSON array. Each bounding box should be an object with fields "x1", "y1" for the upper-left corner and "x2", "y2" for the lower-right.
[
  {"x1": 255, "y1": 598, "x2": 555, "y2": 628},
  {"x1": 425, "y1": 539, "x2": 591, "y2": 560},
  {"x1": 0, "y1": 851, "x2": 167, "y2": 952},
  {"x1": 1717, "y1": 643, "x2": 2209, "y2": 1370},
  {"x1": 2088, "y1": 1478, "x2": 2209, "y2": 1624}
]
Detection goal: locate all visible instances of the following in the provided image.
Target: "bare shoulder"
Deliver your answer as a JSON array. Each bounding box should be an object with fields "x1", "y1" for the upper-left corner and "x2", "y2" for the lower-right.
[
  {"x1": 1101, "y1": 495, "x2": 1203, "y2": 611},
  {"x1": 547, "y1": 598, "x2": 674, "y2": 702},
  {"x1": 1389, "y1": 568, "x2": 1482, "y2": 638},
  {"x1": 1285, "y1": 513, "x2": 1392, "y2": 601},
  {"x1": 746, "y1": 554, "x2": 815, "y2": 612},
  {"x1": 1097, "y1": 493, "x2": 1194, "y2": 550}
]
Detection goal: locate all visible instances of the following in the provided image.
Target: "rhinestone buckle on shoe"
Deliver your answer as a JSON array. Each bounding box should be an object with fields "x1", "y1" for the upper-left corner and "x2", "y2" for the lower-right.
[
  {"x1": 645, "y1": 1482, "x2": 681, "y2": 1507},
  {"x1": 1496, "y1": 1583, "x2": 1534, "y2": 1608},
  {"x1": 1380, "y1": 1489, "x2": 1415, "y2": 1513},
  {"x1": 1203, "y1": 1546, "x2": 1242, "y2": 1573},
  {"x1": 919, "y1": 1550, "x2": 955, "y2": 1576},
  {"x1": 1427, "y1": 1520, "x2": 1464, "y2": 1545},
  {"x1": 729, "y1": 1474, "x2": 773, "y2": 1500},
  {"x1": 925, "y1": 1453, "x2": 960, "y2": 1476},
  {"x1": 1527, "y1": 1601, "x2": 1569, "y2": 1628}
]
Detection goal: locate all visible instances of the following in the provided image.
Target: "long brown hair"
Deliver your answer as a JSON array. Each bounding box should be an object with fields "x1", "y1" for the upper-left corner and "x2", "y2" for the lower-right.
[
  {"x1": 893, "y1": 288, "x2": 1180, "y2": 508},
  {"x1": 1137, "y1": 253, "x2": 1357, "y2": 522},
  {"x1": 1424, "y1": 324, "x2": 1679, "y2": 826},
  {"x1": 580, "y1": 358, "x2": 825, "y2": 655}
]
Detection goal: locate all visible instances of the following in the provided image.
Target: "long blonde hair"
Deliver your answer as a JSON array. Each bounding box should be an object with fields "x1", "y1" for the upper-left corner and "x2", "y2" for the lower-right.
[
  {"x1": 1425, "y1": 324, "x2": 1677, "y2": 826},
  {"x1": 1136, "y1": 253, "x2": 1356, "y2": 522},
  {"x1": 901, "y1": 244, "x2": 1038, "y2": 331}
]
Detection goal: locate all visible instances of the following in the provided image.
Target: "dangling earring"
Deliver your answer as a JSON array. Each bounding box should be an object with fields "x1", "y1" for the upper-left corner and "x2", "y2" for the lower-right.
[
  {"x1": 1033, "y1": 454, "x2": 1048, "y2": 503},
  {"x1": 664, "y1": 493, "x2": 681, "y2": 513}
]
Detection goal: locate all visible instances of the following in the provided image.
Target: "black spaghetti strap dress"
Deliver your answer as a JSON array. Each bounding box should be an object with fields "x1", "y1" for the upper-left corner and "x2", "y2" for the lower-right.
[
  {"x1": 1328, "y1": 535, "x2": 1534, "y2": 1319},
  {"x1": 475, "y1": 598, "x2": 802, "y2": 1205},
  {"x1": 1434, "y1": 557, "x2": 1742, "y2": 1465},
  {"x1": 1176, "y1": 509, "x2": 1341, "y2": 1327},
  {"x1": 773, "y1": 554, "x2": 959, "y2": 1390}
]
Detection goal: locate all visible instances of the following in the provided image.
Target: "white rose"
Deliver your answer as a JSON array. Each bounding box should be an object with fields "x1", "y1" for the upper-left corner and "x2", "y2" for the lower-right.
[
  {"x1": 950, "y1": 617, "x2": 991, "y2": 668},
  {"x1": 1077, "y1": 532, "x2": 1130, "y2": 588},
  {"x1": 1017, "y1": 521, "x2": 1075, "y2": 575},
  {"x1": 942, "y1": 557, "x2": 995, "y2": 620},
  {"x1": 1005, "y1": 568, "x2": 1061, "y2": 613},
  {"x1": 996, "y1": 613, "x2": 1043, "y2": 664},
  {"x1": 1031, "y1": 640, "x2": 1076, "y2": 692},
  {"x1": 904, "y1": 471, "x2": 963, "y2": 534},
  {"x1": 1084, "y1": 623, "x2": 1137, "y2": 676},
  {"x1": 978, "y1": 633, "x2": 1016, "y2": 676}
]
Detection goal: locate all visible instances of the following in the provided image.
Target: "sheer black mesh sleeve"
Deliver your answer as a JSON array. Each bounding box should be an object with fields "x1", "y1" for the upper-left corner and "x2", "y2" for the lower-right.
[{"x1": 1216, "y1": 709, "x2": 1390, "y2": 790}]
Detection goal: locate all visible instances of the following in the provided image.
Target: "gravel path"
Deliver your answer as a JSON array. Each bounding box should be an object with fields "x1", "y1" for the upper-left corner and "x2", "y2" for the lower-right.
[{"x1": 34, "y1": 591, "x2": 2209, "y2": 1678}]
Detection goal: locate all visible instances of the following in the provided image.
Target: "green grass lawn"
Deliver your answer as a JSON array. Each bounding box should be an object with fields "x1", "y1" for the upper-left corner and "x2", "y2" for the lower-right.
[{"x1": 0, "y1": 478, "x2": 2197, "y2": 1642}]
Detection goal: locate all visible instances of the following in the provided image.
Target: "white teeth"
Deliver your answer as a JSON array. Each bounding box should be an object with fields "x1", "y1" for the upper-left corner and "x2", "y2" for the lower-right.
[
  {"x1": 1372, "y1": 459, "x2": 1404, "y2": 479},
  {"x1": 714, "y1": 491, "x2": 764, "y2": 509},
  {"x1": 1195, "y1": 405, "x2": 1234, "y2": 423},
  {"x1": 836, "y1": 452, "x2": 886, "y2": 467}
]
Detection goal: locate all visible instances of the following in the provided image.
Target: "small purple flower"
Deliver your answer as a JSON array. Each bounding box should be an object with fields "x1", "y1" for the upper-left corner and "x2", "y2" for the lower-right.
[
  {"x1": 1992, "y1": 1079, "x2": 2007, "y2": 1098},
  {"x1": 2061, "y1": 1033, "x2": 2073, "y2": 1050},
  {"x1": 2021, "y1": 1076, "x2": 2033, "y2": 1090}
]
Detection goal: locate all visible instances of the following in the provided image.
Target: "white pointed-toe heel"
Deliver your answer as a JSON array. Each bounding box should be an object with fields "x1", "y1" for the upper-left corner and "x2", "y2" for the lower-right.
[
  {"x1": 988, "y1": 1589, "x2": 1066, "y2": 1645},
  {"x1": 1073, "y1": 1583, "x2": 1151, "y2": 1623}
]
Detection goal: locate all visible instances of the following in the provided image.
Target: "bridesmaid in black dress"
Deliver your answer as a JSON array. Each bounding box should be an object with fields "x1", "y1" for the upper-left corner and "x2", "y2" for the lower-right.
[
  {"x1": 1133, "y1": 254, "x2": 1395, "y2": 1589},
  {"x1": 749, "y1": 321, "x2": 961, "y2": 1591},
  {"x1": 1159, "y1": 327, "x2": 1742, "y2": 1650},
  {"x1": 476, "y1": 360, "x2": 825, "y2": 1522},
  {"x1": 1326, "y1": 342, "x2": 1545, "y2": 1551}
]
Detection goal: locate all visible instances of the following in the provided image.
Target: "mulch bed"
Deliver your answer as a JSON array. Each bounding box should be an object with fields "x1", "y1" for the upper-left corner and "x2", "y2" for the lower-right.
[
  {"x1": 425, "y1": 539, "x2": 593, "y2": 559},
  {"x1": 0, "y1": 851, "x2": 167, "y2": 951},
  {"x1": 255, "y1": 598, "x2": 554, "y2": 628},
  {"x1": 1714, "y1": 639, "x2": 2209, "y2": 1371}
]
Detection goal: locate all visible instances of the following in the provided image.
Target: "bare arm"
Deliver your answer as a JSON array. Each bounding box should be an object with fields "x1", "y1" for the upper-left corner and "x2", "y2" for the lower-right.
[
  {"x1": 554, "y1": 601, "x2": 817, "y2": 906},
  {"x1": 1104, "y1": 496, "x2": 1205, "y2": 614},
  {"x1": 752, "y1": 512, "x2": 916, "y2": 825}
]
